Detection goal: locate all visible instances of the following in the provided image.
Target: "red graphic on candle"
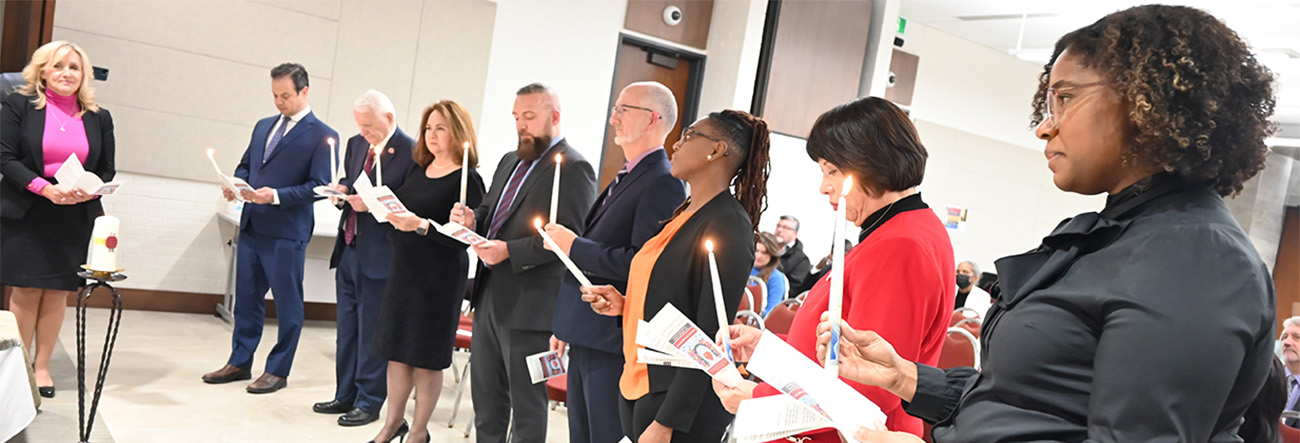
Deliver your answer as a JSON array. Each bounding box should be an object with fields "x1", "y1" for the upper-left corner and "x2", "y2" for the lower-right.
[{"x1": 105, "y1": 235, "x2": 118, "y2": 251}]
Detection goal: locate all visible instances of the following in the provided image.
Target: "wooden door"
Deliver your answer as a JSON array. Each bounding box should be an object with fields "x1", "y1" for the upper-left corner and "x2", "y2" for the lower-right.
[{"x1": 599, "y1": 37, "x2": 701, "y2": 190}]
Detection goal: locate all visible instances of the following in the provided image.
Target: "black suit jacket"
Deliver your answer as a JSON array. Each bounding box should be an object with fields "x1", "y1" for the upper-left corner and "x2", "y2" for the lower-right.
[
  {"x1": 640, "y1": 191, "x2": 754, "y2": 432},
  {"x1": 327, "y1": 128, "x2": 416, "y2": 279},
  {"x1": 471, "y1": 138, "x2": 597, "y2": 331},
  {"x1": 0, "y1": 92, "x2": 114, "y2": 221},
  {"x1": 552, "y1": 148, "x2": 684, "y2": 353}
]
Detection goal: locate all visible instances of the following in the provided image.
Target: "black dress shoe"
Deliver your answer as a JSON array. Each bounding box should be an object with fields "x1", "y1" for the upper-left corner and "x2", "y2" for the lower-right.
[
  {"x1": 339, "y1": 407, "x2": 379, "y2": 427},
  {"x1": 38, "y1": 386, "x2": 55, "y2": 398},
  {"x1": 313, "y1": 399, "x2": 354, "y2": 414}
]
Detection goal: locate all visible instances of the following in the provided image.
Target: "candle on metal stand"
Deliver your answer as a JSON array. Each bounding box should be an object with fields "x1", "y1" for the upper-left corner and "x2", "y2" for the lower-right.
[{"x1": 826, "y1": 175, "x2": 852, "y2": 374}]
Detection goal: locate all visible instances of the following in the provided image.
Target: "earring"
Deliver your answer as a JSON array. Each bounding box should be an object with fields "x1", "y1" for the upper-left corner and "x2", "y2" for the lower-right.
[{"x1": 707, "y1": 154, "x2": 713, "y2": 160}]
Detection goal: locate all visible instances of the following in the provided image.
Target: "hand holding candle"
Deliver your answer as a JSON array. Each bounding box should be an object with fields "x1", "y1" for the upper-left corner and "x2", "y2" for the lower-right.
[
  {"x1": 550, "y1": 153, "x2": 562, "y2": 223},
  {"x1": 826, "y1": 175, "x2": 852, "y2": 373},
  {"x1": 536, "y1": 218, "x2": 593, "y2": 287},
  {"x1": 705, "y1": 240, "x2": 733, "y2": 362}
]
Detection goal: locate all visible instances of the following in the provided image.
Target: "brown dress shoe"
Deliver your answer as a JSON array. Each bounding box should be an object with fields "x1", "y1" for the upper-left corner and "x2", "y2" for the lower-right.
[
  {"x1": 201, "y1": 364, "x2": 251, "y2": 384},
  {"x1": 246, "y1": 373, "x2": 287, "y2": 394}
]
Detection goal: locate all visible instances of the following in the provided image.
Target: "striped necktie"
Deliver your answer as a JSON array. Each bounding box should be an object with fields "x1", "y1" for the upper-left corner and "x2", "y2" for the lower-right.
[
  {"x1": 263, "y1": 115, "x2": 290, "y2": 163},
  {"x1": 486, "y1": 159, "x2": 534, "y2": 239}
]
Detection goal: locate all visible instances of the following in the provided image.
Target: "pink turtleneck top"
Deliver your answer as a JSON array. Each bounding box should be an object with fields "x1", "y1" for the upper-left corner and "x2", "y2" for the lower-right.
[{"x1": 26, "y1": 91, "x2": 90, "y2": 194}]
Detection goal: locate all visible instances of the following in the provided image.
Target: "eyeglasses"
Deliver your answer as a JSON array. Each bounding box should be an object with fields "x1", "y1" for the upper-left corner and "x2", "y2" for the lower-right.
[
  {"x1": 611, "y1": 104, "x2": 660, "y2": 119},
  {"x1": 681, "y1": 127, "x2": 721, "y2": 142},
  {"x1": 1040, "y1": 81, "x2": 1106, "y2": 128}
]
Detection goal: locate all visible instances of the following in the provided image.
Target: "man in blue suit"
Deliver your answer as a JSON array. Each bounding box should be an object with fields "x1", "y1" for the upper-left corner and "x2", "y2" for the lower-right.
[
  {"x1": 543, "y1": 81, "x2": 686, "y2": 443},
  {"x1": 311, "y1": 90, "x2": 413, "y2": 425},
  {"x1": 202, "y1": 63, "x2": 336, "y2": 394}
]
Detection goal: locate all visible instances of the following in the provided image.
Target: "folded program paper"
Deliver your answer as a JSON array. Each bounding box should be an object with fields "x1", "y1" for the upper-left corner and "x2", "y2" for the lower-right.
[
  {"x1": 733, "y1": 395, "x2": 833, "y2": 443},
  {"x1": 746, "y1": 330, "x2": 886, "y2": 443},
  {"x1": 641, "y1": 304, "x2": 743, "y2": 387},
  {"x1": 352, "y1": 171, "x2": 408, "y2": 223}
]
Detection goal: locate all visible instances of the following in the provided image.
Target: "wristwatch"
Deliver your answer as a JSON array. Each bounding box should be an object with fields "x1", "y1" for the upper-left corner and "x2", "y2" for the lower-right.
[{"x1": 415, "y1": 220, "x2": 430, "y2": 236}]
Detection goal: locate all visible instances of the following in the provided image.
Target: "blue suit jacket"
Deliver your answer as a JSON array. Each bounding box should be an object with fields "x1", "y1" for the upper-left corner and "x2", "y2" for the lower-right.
[
  {"x1": 327, "y1": 128, "x2": 416, "y2": 279},
  {"x1": 235, "y1": 111, "x2": 337, "y2": 241},
  {"x1": 552, "y1": 149, "x2": 685, "y2": 353}
]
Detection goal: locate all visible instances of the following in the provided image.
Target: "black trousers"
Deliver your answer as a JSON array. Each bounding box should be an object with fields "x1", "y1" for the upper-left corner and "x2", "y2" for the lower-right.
[{"x1": 619, "y1": 391, "x2": 732, "y2": 443}]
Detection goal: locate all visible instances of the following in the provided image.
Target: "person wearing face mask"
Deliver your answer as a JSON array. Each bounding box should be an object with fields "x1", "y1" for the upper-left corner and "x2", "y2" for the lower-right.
[
  {"x1": 1, "y1": 41, "x2": 114, "y2": 399},
  {"x1": 954, "y1": 261, "x2": 991, "y2": 315},
  {"x1": 711, "y1": 97, "x2": 955, "y2": 440},
  {"x1": 813, "y1": 5, "x2": 1276, "y2": 442}
]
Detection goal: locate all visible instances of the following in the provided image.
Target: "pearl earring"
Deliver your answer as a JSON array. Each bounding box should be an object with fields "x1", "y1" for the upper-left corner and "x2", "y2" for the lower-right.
[{"x1": 707, "y1": 154, "x2": 713, "y2": 160}]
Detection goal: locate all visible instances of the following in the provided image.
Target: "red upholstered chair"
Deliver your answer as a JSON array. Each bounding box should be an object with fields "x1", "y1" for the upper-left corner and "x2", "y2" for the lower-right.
[
  {"x1": 746, "y1": 276, "x2": 768, "y2": 316},
  {"x1": 447, "y1": 312, "x2": 474, "y2": 435},
  {"x1": 1282, "y1": 421, "x2": 1300, "y2": 443},
  {"x1": 763, "y1": 299, "x2": 802, "y2": 335},
  {"x1": 949, "y1": 308, "x2": 982, "y2": 337},
  {"x1": 936, "y1": 327, "x2": 981, "y2": 371}
]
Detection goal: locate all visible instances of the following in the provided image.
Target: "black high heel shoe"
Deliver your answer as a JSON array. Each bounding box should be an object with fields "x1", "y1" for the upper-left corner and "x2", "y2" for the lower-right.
[
  {"x1": 38, "y1": 386, "x2": 55, "y2": 398},
  {"x1": 366, "y1": 421, "x2": 409, "y2": 443}
]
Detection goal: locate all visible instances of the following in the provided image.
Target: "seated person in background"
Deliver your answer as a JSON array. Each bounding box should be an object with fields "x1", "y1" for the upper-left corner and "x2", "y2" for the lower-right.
[
  {"x1": 751, "y1": 232, "x2": 788, "y2": 316},
  {"x1": 955, "y1": 260, "x2": 992, "y2": 315},
  {"x1": 790, "y1": 240, "x2": 852, "y2": 297}
]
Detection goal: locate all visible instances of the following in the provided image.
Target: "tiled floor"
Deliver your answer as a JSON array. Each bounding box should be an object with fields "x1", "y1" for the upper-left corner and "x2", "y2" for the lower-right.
[{"x1": 13, "y1": 307, "x2": 573, "y2": 443}]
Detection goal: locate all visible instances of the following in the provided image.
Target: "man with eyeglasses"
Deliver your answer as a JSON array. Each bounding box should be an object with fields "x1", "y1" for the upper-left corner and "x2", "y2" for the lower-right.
[
  {"x1": 543, "y1": 81, "x2": 685, "y2": 443},
  {"x1": 773, "y1": 215, "x2": 811, "y2": 292}
]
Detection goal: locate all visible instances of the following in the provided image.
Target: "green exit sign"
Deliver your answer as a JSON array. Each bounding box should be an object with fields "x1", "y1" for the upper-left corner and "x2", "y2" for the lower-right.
[{"x1": 897, "y1": 17, "x2": 907, "y2": 34}]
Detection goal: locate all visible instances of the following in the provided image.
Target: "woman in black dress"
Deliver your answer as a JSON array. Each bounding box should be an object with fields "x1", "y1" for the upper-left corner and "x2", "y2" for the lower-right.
[
  {"x1": 369, "y1": 100, "x2": 485, "y2": 443},
  {"x1": 815, "y1": 5, "x2": 1277, "y2": 442},
  {"x1": 1, "y1": 41, "x2": 115, "y2": 399}
]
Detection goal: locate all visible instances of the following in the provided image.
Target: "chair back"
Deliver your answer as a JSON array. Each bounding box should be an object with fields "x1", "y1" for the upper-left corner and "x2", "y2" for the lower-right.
[
  {"x1": 1283, "y1": 422, "x2": 1300, "y2": 443},
  {"x1": 735, "y1": 311, "x2": 765, "y2": 330},
  {"x1": 949, "y1": 308, "x2": 982, "y2": 337},
  {"x1": 763, "y1": 299, "x2": 801, "y2": 335},
  {"x1": 936, "y1": 327, "x2": 981, "y2": 370},
  {"x1": 746, "y1": 276, "x2": 768, "y2": 315}
]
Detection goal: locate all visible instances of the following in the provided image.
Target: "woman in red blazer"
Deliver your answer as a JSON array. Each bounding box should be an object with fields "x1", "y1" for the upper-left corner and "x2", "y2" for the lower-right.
[
  {"x1": 1, "y1": 41, "x2": 115, "y2": 399},
  {"x1": 714, "y1": 96, "x2": 954, "y2": 440}
]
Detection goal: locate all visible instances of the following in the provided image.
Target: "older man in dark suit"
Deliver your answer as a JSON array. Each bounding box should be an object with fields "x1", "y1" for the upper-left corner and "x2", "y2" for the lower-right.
[
  {"x1": 202, "y1": 63, "x2": 336, "y2": 394},
  {"x1": 311, "y1": 89, "x2": 415, "y2": 426},
  {"x1": 449, "y1": 83, "x2": 596, "y2": 443},
  {"x1": 543, "y1": 81, "x2": 685, "y2": 443}
]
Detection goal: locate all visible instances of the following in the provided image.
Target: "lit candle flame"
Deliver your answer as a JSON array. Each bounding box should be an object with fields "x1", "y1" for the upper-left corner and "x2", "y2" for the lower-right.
[
  {"x1": 327, "y1": 137, "x2": 335, "y2": 148},
  {"x1": 206, "y1": 148, "x2": 214, "y2": 158},
  {"x1": 705, "y1": 239, "x2": 714, "y2": 252},
  {"x1": 464, "y1": 141, "x2": 470, "y2": 149},
  {"x1": 555, "y1": 153, "x2": 563, "y2": 163},
  {"x1": 534, "y1": 217, "x2": 543, "y2": 229},
  {"x1": 842, "y1": 176, "x2": 853, "y2": 197}
]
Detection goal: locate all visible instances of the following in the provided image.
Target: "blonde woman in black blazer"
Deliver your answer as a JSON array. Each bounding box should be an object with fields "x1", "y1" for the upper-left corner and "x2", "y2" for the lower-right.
[
  {"x1": 0, "y1": 41, "x2": 115, "y2": 399},
  {"x1": 583, "y1": 109, "x2": 771, "y2": 442}
]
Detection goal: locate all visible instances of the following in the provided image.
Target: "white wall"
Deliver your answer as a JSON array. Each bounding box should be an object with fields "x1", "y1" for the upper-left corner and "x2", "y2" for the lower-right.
[{"x1": 903, "y1": 22, "x2": 1044, "y2": 151}]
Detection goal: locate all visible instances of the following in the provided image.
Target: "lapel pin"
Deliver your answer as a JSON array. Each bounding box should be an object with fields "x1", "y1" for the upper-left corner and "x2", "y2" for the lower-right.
[{"x1": 388, "y1": 147, "x2": 395, "y2": 154}]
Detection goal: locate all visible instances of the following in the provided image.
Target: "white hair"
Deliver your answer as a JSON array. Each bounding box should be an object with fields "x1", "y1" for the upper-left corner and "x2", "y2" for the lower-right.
[
  {"x1": 353, "y1": 89, "x2": 395, "y2": 119},
  {"x1": 959, "y1": 260, "x2": 980, "y2": 276},
  {"x1": 1284, "y1": 316, "x2": 1300, "y2": 331}
]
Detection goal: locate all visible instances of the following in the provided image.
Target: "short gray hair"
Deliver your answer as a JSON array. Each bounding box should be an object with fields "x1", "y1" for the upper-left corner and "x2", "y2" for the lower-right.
[
  {"x1": 353, "y1": 89, "x2": 395, "y2": 119},
  {"x1": 1284, "y1": 316, "x2": 1300, "y2": 331},
  {"x1": 629, "y1": 81, "x2": 677, "y2": 134},
  {"x1": 959, "y1": 260, "x2": 980, "y2": 276},
  {"x1": 778, "y1": 215, "x2": 800, "y2": 231}
]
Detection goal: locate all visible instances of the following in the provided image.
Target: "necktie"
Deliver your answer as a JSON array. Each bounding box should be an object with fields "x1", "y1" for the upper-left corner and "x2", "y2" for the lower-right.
[
  {"x1": 263, "y1": 115, "x2": 290, "y2": 163},
  {"x1": 1287, "y1": 378, "x2": 1300, "y2": 427},
  {"x1": 595, "y1": 165, "x2": 629, "y2": 212},
  {"x1": 343, "y1": 150, "x2": 377, "y2": 245},
  {"x1": 486, "y1": 159, "x2": 534, "y2": 239}
]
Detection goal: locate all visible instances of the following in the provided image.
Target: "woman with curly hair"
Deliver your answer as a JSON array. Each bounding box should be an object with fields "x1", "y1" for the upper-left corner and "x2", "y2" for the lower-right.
[{"x1": 814, "y1": 5, "x2": 1277, "y2": 442}]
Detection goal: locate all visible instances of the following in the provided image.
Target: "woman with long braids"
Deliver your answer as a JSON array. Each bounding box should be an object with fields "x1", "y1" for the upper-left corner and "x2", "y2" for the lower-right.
[
  {"x1": 712, "y1": 97, "x2": 955, "y2": 440},
  {"x1": 582, "y1": 109, "x2": 771, "y2": 442}
]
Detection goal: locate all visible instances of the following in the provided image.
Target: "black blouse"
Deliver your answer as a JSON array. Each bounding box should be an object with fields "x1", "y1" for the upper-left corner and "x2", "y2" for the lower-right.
[{"x1": 906, "y1": 175, "x2": 1276, "y2": 442}]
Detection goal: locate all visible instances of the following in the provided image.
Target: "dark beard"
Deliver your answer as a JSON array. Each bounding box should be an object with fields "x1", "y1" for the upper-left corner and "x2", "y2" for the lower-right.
[{"x1": 516, "y1": 132, "x2": 552, "y2": 162}]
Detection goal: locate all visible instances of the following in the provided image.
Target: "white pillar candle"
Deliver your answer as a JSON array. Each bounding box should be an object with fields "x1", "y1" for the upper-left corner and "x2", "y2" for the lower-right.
[
  {"x1": 550, "y1": 153, "x2": 562, "y2": 223},
  {"x1": 328, "y1": 137, "x2": 338, "y2": 184},
  {"x1": 460, "y1": 141, "x2": 470, "y2": 207},
  {"x1": 87, "y1": 215, "x2": 121, "y2": 273},
  {"x1": 705, "y1": 240, "x2": 733, "y2": 362},
  {"x1": 535, "y1": 218, "x2": 593, "y2": 287},
  {"x1": 826, "y1": 175, "x2": 852, "y2": 373}
]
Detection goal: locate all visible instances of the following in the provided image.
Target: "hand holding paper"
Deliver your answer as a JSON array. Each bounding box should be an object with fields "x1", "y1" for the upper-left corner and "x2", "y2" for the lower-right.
[
  {"x1": 54, "y1": 154, "x2": 120, "y2": 196},
  {"x1": 748, "y1": 330, "x2": 886, "y2": 442}
]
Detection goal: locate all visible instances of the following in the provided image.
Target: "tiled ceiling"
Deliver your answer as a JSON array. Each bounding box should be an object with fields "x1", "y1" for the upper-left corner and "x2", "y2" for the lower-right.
[{"x1": 900, "y1": 0, "x2": 1300, "y2": 124}]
